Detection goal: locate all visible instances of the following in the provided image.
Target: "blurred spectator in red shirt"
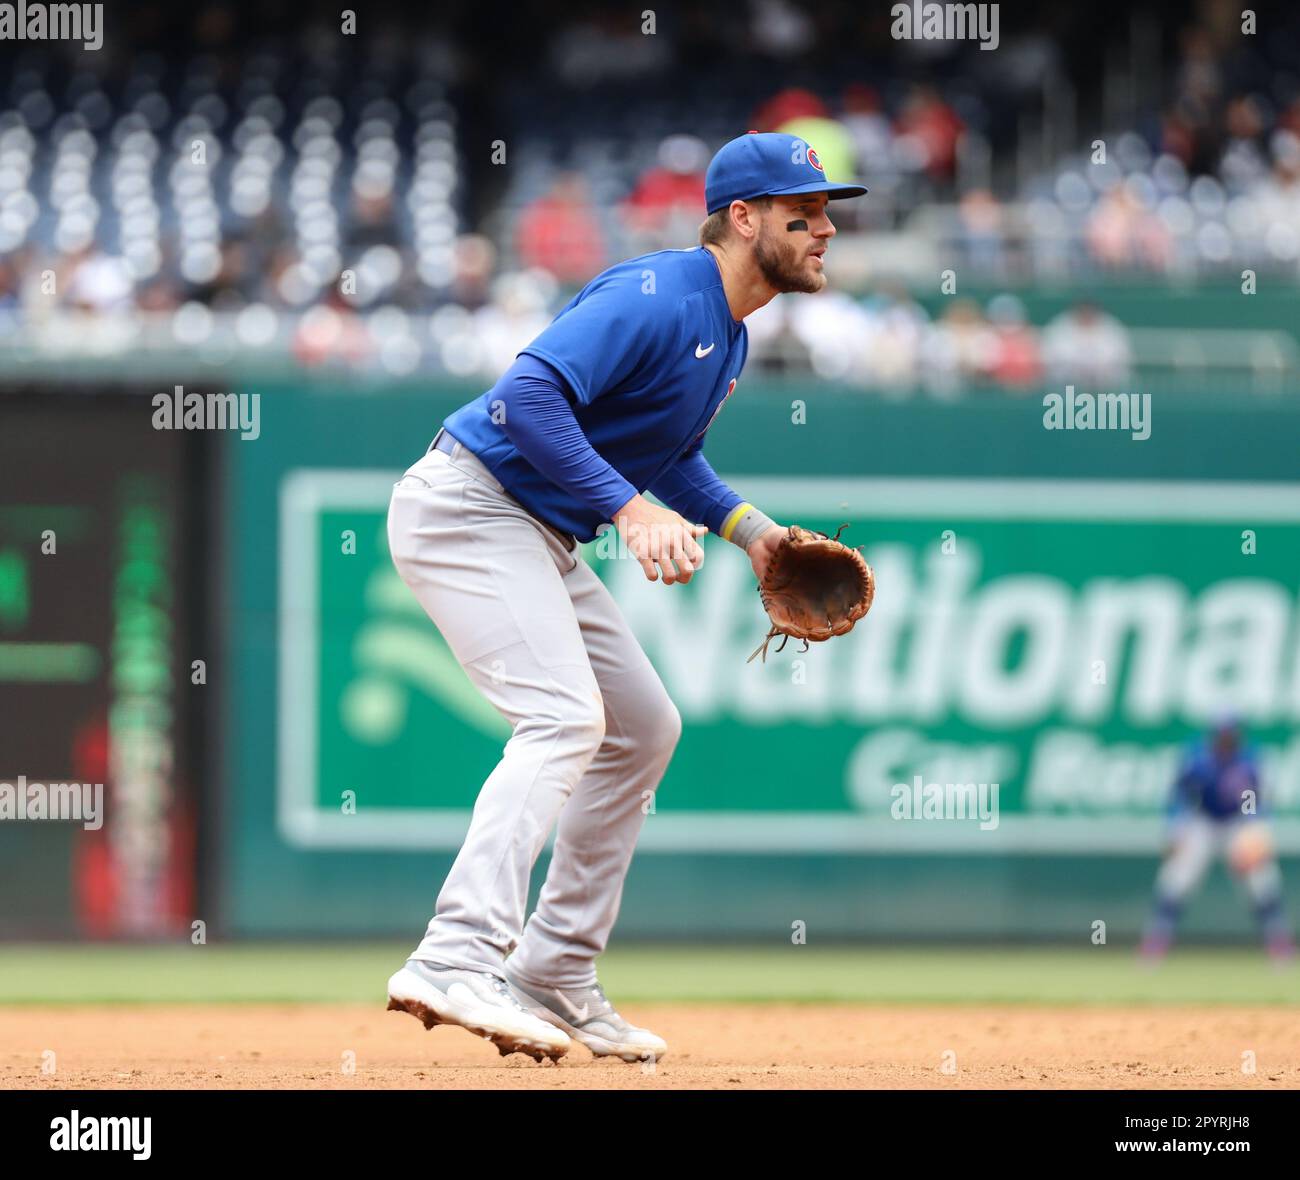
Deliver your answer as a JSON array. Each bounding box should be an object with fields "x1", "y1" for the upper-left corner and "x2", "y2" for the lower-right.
[
  {"x1": 894, "y1": 84, "x2": 964, "y2": 181},
  {"x1": 751, "y1": 87, "x2": 828, "y2": 132},
  {"x1": 1279, "y1": 97, "x2": 1300, "y2": 139},
  {"x1": 985, "y1": 294, "x2": 1042, "y2": 390},
  {"x1": 621, "y1": 134, "x2": 709, "y2": 236},
  {"x1": 1086, "y1": 184, "x2": 1173, "y2": 270},
  {"x1": 516, "y1": 174, "x2": 606, "y2": 285},
  {"x1": 1220, "y1": 95, "x2": 1270, "y2": 189}
]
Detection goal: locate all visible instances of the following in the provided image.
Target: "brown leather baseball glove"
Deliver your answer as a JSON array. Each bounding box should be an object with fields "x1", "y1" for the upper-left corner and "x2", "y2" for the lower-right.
[{"x1": 748, "y1": 524, "x2": 875, "y2": 663}]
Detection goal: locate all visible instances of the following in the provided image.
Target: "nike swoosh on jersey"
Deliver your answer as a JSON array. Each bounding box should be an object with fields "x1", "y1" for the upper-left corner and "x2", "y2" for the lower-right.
[{"x1": 694, "y1": 342, "x2": 716, "y2": 358}]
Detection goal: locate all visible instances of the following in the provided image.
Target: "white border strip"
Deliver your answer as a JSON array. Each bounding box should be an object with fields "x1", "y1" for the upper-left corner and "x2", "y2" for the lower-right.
[
  {"x1": 277, "y1": 471, "x2": 406, "y2": 848},
  {"x1": 720, "y1": 478, "x2": 1300, "y2": 520},
  {"x1": 276, "y1": 473, "x2": 1300, "y2": 852}
]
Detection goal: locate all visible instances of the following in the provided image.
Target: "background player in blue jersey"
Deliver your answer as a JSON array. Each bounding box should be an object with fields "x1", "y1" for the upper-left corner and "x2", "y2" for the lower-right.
[
  {"x1": 1140, "y1": 718, "x2": 1295, "y2": 963},
  {"x1": 384, "y1": 133, "x2": 867, "y2": 1061}
]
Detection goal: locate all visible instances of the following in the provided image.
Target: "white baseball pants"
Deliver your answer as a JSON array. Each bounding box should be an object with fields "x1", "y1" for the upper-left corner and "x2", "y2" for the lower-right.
[
  {"x1": 1158, "y1": 814, "x2": 1281, "y2": 905},
  {"x1": 386, "y1": 437, "x2": 681, "y2": 987}
]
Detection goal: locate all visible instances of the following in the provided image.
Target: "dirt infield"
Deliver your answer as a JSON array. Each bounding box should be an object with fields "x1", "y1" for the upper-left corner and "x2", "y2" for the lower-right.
[{"x1": 3, "y1": 1004, "x2": 1298, "y2": 1089}]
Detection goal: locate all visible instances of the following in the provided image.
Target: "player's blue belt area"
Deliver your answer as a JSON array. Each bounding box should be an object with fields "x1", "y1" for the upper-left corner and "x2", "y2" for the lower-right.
[
  {"x1": 430, "y1": 429, "x2": 577, "y2": 551},
  {"x1": 431, "y1": 429, "x2": 459, "y2": 458}
]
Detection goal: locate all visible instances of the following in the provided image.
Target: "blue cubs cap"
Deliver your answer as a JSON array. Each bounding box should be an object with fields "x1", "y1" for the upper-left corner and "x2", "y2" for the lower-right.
[{"x1": 705, "y1": 132, "x2": 868, "y2": 214}]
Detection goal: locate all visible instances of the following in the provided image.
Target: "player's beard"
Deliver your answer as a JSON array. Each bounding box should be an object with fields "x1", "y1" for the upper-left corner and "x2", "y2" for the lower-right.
[{"x1": 754, "y1": 221, "x2": 825, "y2": 294}]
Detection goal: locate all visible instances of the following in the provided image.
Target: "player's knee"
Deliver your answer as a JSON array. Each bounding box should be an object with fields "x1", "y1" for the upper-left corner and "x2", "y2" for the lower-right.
[
  {"x1": 577, "y1": 698, "x2": 608, "y2": 750},
  {"x1": 638, "y1": 691, "x2": 681, "y2": 761},
  {"x1": 662, "y1": 697, "x2": 683, "y2": 750},
  {"x1": 513, "y1": 686, "x2": 605, "y2": 759}
]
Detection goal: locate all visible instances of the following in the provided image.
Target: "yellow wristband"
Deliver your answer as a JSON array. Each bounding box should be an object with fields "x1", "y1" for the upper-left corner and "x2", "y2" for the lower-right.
[{"x1": 720, "y1": 502, "x2": 754, "y2": 543}]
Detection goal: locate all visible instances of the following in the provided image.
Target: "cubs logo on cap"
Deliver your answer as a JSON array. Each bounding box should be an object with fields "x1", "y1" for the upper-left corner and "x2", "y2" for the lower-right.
[{"x1": 705, "y1": 132, "x2": 867, "y2": 214}]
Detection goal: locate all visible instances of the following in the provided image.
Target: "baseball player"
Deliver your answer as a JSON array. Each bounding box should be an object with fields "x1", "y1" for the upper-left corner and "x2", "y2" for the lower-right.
[
  {"x1": 384, "y1": 133, "x2": 866, "y2": 1062},
  {"x1": 1139, "y1": 718, "x2": 1296, "y2": 962}
]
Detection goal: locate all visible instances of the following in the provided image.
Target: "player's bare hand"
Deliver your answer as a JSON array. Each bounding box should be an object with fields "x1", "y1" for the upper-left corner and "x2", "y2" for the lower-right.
[
  {"x1": 613, "y1": 494, "x2": 707, "y2": 585},
  {"x1": 747, "y1": 524, "x2": 788, "y2": 584}
]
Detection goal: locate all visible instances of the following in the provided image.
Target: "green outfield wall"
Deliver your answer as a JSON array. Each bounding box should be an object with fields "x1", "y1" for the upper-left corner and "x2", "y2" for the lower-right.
[{"x1": 220, "y1": 376, "x2": 1300, "y2": 941}]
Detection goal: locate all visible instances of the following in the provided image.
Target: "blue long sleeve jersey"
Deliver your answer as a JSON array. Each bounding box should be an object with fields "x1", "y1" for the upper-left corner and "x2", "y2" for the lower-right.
[
  {"x1": 1168, "y1": 741, "x2": 1262, "y2": 822},
  {"x1": 442, "y1": 247, "x2": 747, "y2": 542}
]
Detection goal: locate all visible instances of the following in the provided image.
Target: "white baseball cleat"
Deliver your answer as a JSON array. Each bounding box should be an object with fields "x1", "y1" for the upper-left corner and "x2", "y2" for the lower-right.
[
  {"x1": 387, "y1": 960, "x2": 571, "y2": 1062},
  {"x1": 505, "y1": 970, "x2": 668, "y2": 1063}
]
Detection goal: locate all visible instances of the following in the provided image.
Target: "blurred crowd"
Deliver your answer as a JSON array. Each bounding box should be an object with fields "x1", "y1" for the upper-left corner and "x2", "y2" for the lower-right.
[
  {"x1": 0, "y1": 0, "x2": 1295, "y2": 381},
  {"x1": 746, "y1": 291, "x2": 1133, "y2": 395},
  {"x1": 513, "y1": 10, "x2": 1300, "y2": 282}
]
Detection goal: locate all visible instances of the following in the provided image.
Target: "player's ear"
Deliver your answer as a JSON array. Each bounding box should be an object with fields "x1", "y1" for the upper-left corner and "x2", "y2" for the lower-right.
[{"x1": 730, "y1": 198, "x2": 761, "y2": 242}]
